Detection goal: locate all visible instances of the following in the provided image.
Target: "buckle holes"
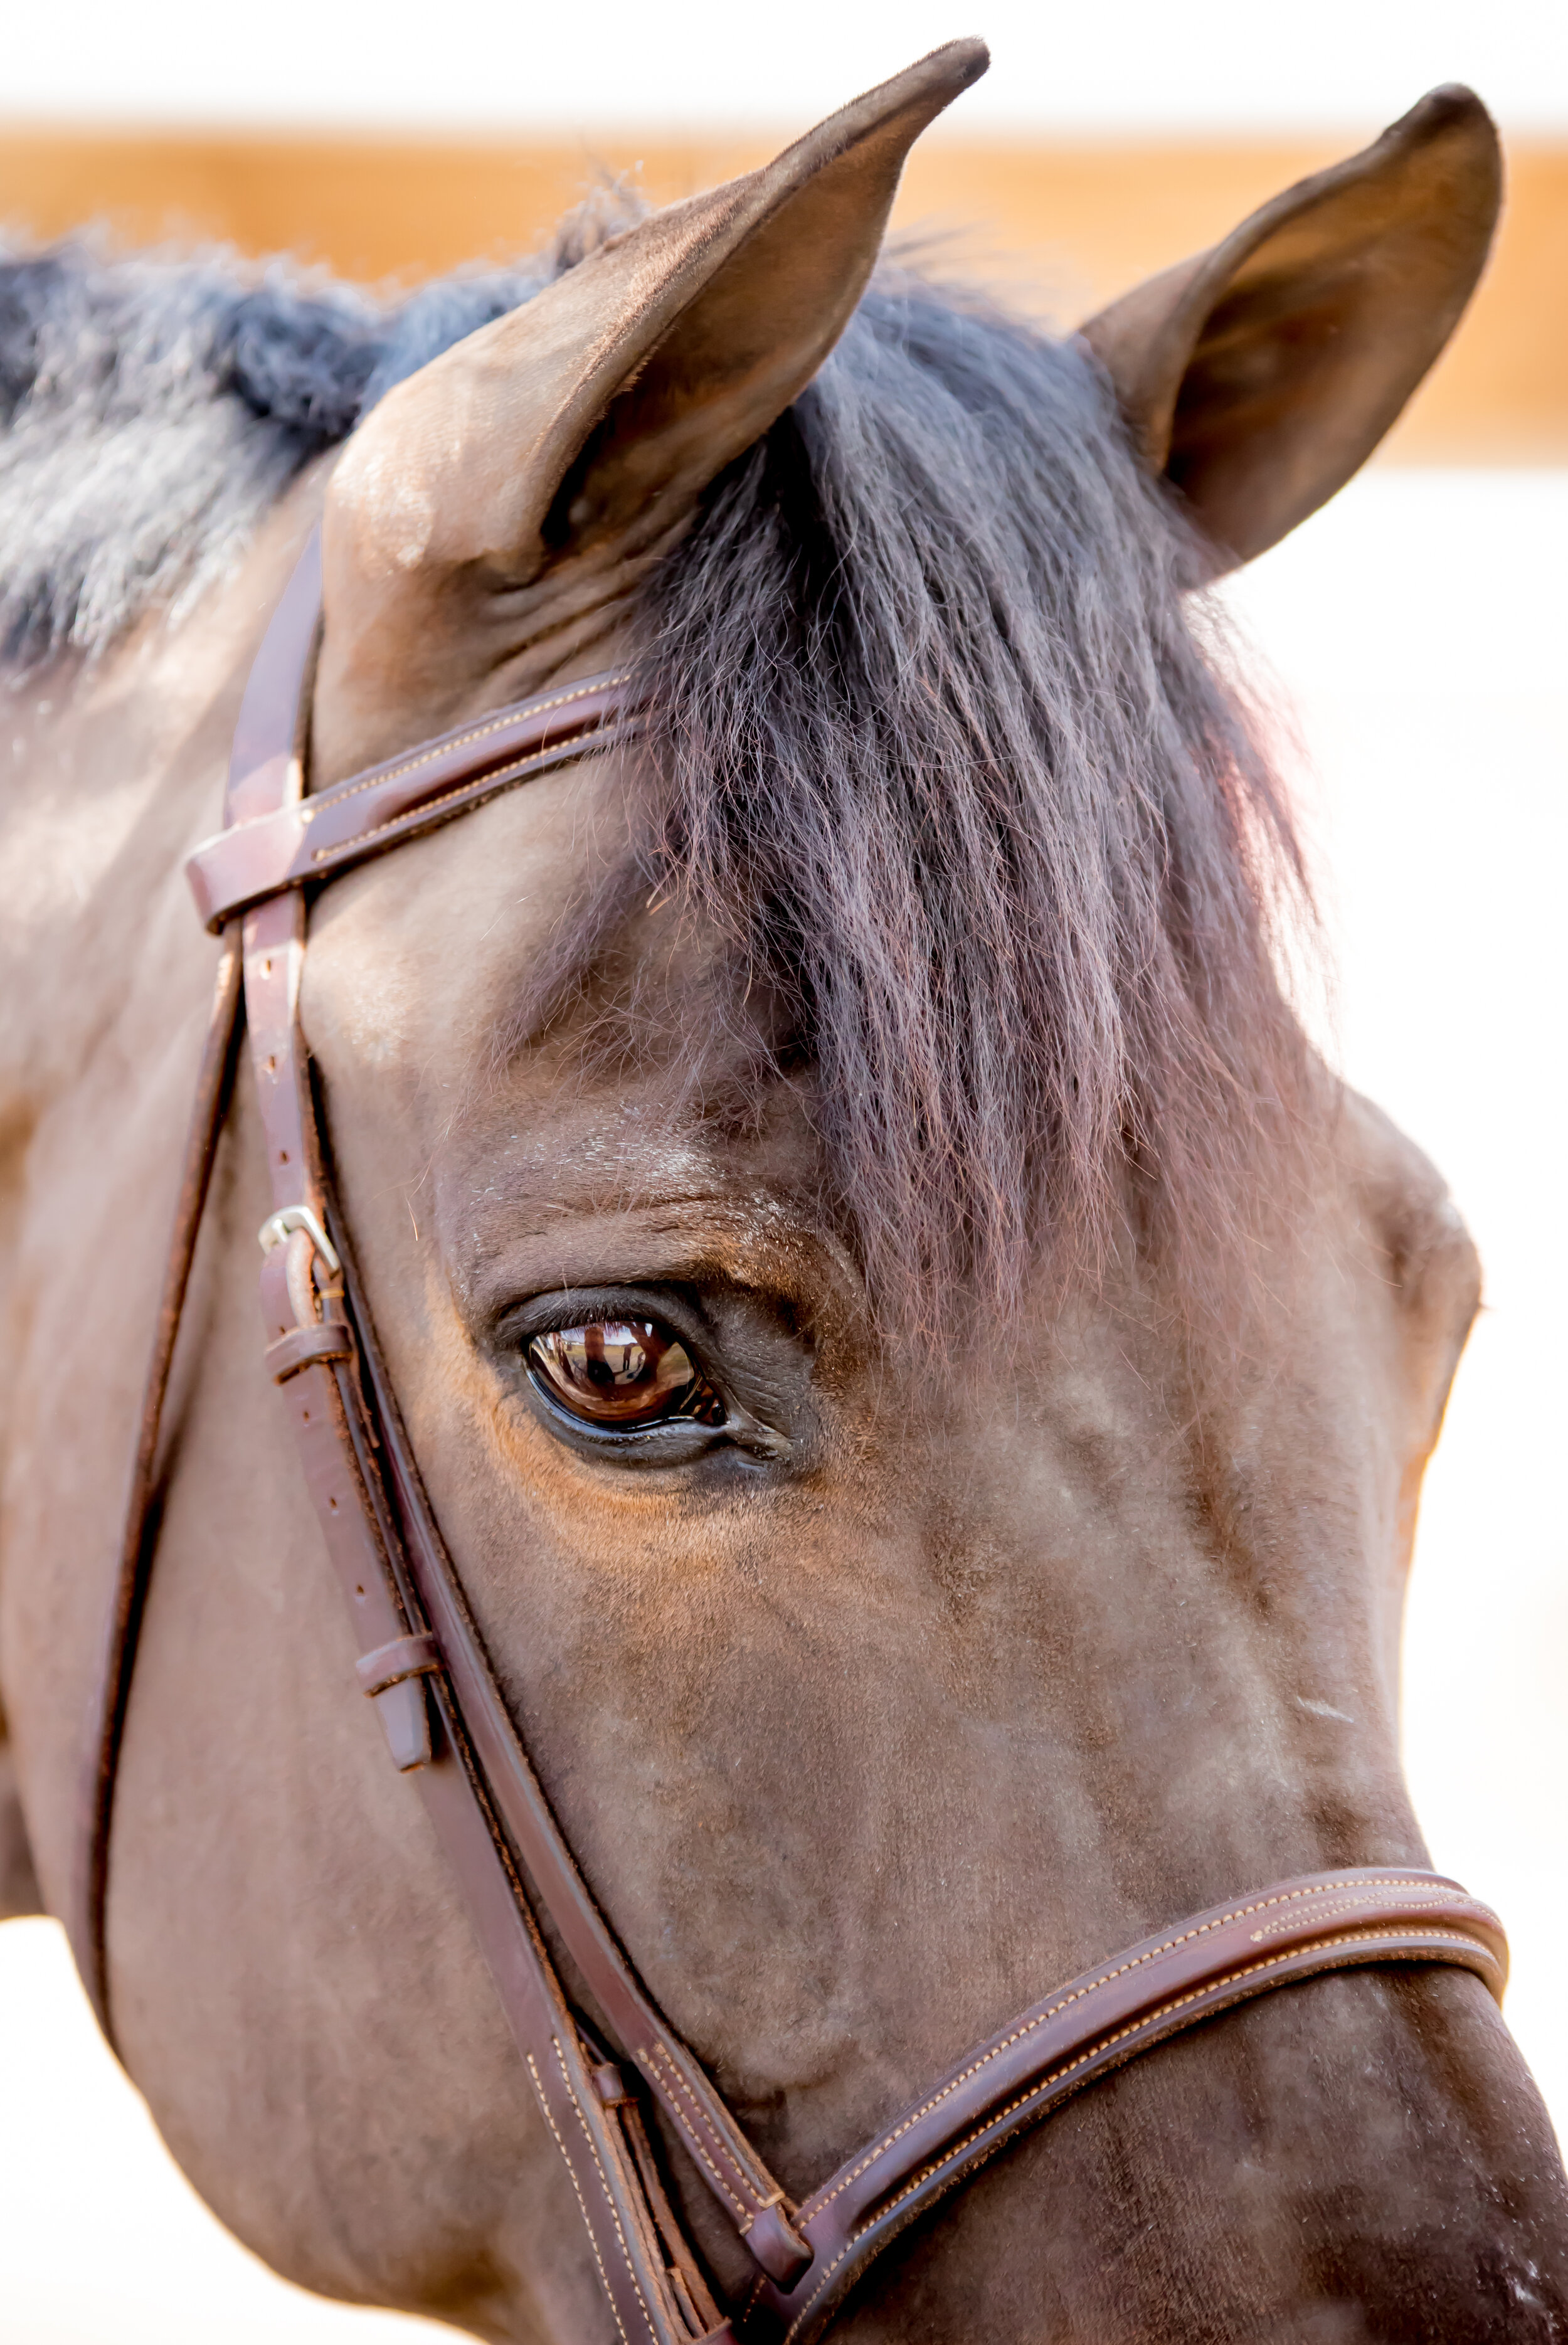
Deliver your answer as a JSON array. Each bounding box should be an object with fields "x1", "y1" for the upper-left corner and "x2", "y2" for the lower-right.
[
  {"x1": 278, "y1": 1148, "x2": 289, "y2": 1165},
  {"x1": 260, "y1": 956, "x2": 272, "y2": 977},
  {"x1": 354, "y1": 1584, "x2": 365, "y2": 1598},
  {"x1": 264, "y1": 1054, "x2": 276, "y2": 1075},
  {"x1": 328, "y1": 1495, "x2": 338, "y2": 1512}
]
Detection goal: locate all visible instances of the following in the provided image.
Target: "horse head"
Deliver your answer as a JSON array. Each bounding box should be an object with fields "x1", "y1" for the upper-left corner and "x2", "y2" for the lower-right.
[{"x1": 3, "y1": 40, "x2": 1563, "y2": 2344}]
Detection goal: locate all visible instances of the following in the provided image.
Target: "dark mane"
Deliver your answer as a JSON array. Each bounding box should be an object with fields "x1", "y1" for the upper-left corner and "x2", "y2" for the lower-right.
[
  {"x1": 0, "y1": 190, "x2": 633, "y2": 662},
  {"x1": 615, "y1": 275, "x2": 1315, "y2": 1339},
  {"x1": 0, "y1": 201, "x2": 1315, "y2": 1340}
]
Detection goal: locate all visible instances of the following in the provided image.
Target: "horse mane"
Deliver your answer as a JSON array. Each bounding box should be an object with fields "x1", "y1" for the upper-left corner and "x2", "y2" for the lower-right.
[
  {"x1": 617, "y1": 276, "x2": 1318, "y2": 1343},
  {"x1": 0, "y1": 193, "x2": 1316, "y2": 1343},
  {"x1": 0, "y1": 189, "x2": 633, "y2": 662}
]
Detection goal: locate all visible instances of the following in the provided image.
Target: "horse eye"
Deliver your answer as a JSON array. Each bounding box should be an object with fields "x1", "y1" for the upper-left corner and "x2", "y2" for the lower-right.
[{"x1": 526, "y1": 1320, "x2": 724, "y2": 1428}]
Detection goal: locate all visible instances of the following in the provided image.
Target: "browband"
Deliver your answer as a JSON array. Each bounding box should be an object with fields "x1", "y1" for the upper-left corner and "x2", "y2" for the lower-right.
[
  {"x1": 188, "y1": 633, "x2": 642, "y2": 931},
  {"x1": 75, "y1": 524, "x2": 1509, "y2": 2345}
]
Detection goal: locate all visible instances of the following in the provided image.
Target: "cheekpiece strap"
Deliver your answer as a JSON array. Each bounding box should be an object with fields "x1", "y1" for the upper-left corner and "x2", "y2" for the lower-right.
[{"x1": 218, "y1": 528, "x2": 767, "y2": 2345}]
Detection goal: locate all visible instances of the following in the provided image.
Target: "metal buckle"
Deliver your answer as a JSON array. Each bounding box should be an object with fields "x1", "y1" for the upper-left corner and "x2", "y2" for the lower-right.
[{"x1": 257, "y1": 1203, "x2": 341, "y2": 1274}]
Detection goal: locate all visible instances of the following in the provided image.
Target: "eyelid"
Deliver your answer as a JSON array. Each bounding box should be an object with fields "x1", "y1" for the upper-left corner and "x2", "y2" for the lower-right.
[{"x1": 498, "y1": 1284, "x2": 712, "y2": 1353}]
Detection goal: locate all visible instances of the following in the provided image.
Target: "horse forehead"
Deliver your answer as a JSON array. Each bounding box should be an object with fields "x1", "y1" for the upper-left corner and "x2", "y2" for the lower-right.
[{"x1": 300, "y1": 741, "x2": 823, "y2": 1240}]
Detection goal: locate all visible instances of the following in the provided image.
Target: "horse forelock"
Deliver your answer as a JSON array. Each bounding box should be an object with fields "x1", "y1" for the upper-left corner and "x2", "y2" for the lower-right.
[
  {"x1": 0, "y1": 198, "x2": 1319, "y2": 1349},
  {"x1": 549, "y1": 272, "x2": 1322, "y2": 1347}
]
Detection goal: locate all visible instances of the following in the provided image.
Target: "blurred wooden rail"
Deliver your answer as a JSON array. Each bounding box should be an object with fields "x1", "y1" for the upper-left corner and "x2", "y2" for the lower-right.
[{"x1": 2, "y1": 129, "x2": 1564, "y2": 460}]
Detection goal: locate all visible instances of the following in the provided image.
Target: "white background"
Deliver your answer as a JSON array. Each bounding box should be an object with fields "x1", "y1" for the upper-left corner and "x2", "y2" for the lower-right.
[
  {"x1": 0, "y1": 0, "x2": 1563, "y2": 134},
  {"x1": 3, "y1": 4, "x2": 1566, "y2": 2337}
]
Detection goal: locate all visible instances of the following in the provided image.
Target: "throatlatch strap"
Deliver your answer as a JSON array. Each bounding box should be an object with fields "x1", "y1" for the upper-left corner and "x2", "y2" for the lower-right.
[
  {"x1": 68, "y1": 924, "x2": 245, "y2": 2041},
  {"x1": 80, "y1": 517, "x2": 1512, "y2": 2345}
]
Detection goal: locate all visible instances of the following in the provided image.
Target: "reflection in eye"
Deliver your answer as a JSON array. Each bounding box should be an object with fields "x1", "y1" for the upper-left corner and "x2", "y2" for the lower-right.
[{"x1": 527, "y1": 1320, "x2": 724, "y2": 1428}]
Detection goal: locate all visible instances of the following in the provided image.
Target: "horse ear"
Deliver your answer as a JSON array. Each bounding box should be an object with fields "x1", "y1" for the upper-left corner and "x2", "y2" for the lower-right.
[
  {"x1": 319, "y1": 40, "x2": 987, "y2": 765},
  {"x1": 1079, "y1": 87, "x2": 1501, "y2": 570}
]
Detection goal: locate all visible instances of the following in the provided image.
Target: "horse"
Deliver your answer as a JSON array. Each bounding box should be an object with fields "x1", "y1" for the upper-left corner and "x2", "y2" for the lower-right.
[{"x1": 1, "y1": 38, "x2": 1564, "y2": 2343}]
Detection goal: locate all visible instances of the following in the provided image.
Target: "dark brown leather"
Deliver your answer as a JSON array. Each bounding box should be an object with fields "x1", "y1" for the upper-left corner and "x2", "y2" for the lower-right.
[
  {"x1": 233, "y1": 536, "x2": 756, "y2": 2341},
  {"x1": 75, "y1": 522, "x2": 1512, "y2": 2345},
  {"x1": 356, "y1": 1631, "x2": 443, "y2": 1697},
  {"x1": 339, "y1": 1223, "x2": 807, "y2": 2275},
  {"x1": 186, "y1": 670, "x2": 642, "y2": 932},
  {"x1": 68, "y1": 919, "x2": 246, "y2": 2040},
  {"x1": 266, "y1": 1320, "x2": 356, "y2": 1380},
  {"x1": 743, "y1": 1868, "x2": 1506, "y2": 2343}
]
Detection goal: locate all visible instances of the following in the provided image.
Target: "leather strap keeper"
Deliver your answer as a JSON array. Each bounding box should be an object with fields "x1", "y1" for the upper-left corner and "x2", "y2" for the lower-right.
[
  {"x1": 357, "y1": 1631, "x2": 443, "y2": 1699},
  {"x1": 266, "y1": 1321, "x2": 356, "y2": 1381},
  {"x1": 744, "y1": 2201, "x2": 814, "y2": 2290},
  {"x1": 371, "y1": 1678, "x2": 434, "y2": 1774}
]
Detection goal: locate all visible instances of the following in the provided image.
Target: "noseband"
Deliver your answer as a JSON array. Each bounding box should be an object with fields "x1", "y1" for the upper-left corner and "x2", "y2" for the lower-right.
[{"x1": 71, "y1": 528, "x2": 1508, "y2": 2345}]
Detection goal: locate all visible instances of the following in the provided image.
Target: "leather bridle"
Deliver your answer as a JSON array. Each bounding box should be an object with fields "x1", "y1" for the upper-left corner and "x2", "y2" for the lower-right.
[{"x1": 68, "y1": 526, "x2": 1508, "y2": 2345}]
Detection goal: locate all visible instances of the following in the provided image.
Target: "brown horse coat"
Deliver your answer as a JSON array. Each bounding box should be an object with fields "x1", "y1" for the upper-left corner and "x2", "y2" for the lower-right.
[{"x1": 2, "y1": 45, "x2": 1564, "y2": 2344}]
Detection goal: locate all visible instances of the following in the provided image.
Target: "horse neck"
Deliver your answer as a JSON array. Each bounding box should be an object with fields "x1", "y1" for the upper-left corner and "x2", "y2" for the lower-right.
[{"x1": 0, "y1": 491, "x2": 320, "y2": 1130}]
